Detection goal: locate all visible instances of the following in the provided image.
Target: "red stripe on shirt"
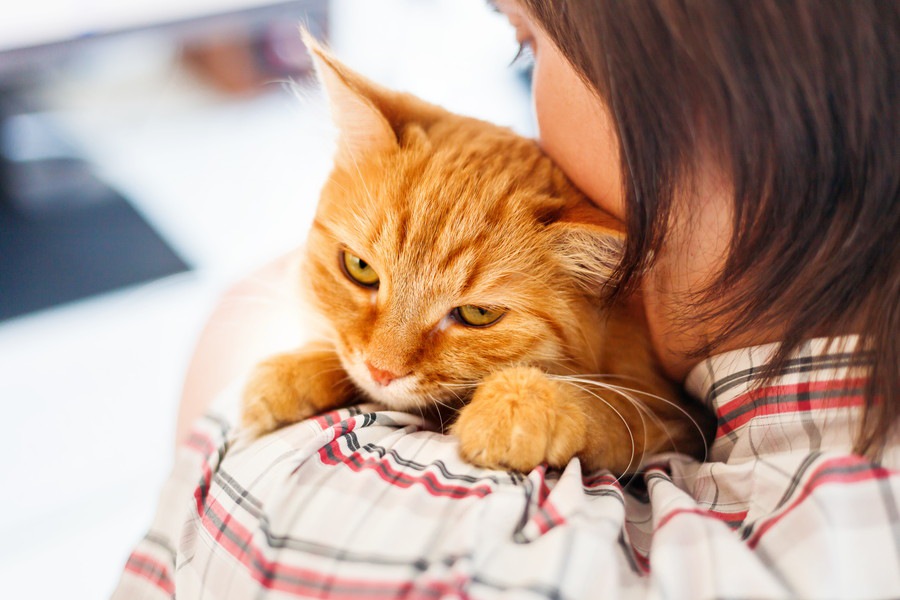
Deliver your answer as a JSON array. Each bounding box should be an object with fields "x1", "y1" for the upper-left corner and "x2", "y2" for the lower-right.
[
  {"x1": 633, "y1": 549, "x2": 650, "y2": 574},
  {"x1": 197, "y1": 491, "x2": 428, "y2": 598},
  {"x1": 747, "y1": 456, "x2": 896, "y2": 549},
  {"x1": 530, "y1": 501, "x2": 567, "y2": 534},
  {"x1": 185, "y1": 430, "x2": 216, "y2": 456},
  {"x1": 583, "y1": 472, "x2": 622, "y2": 490},
  {"x1": 200, "y1": 493, "x2": 256, "y2": 564},
  {"x1": 317, "y1": 439, "x2": 494, "y2": 499},
  {"x1": 528, "y1": 466, "x2": 567, "y2": 533},
  {"x1": 124, "y1": 551, "x2": 175, "y2": 596},
  {"x1": 655, "y1": 507, "x2": 750, "y2": 532},
  {"x1": 716, "y1": 378, "x2": 866, "y2": 438},
  {"x1": 312, "y1": 408, "x2": 346, "y2": 430}
]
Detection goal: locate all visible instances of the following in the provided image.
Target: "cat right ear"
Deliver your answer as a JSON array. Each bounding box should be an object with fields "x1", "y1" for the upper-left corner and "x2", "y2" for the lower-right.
[
  {"x1": 548, "y1": 203, "x2": 626, "y2": 293},
  {"x1": 301, "y1": 30, "x2": 399, "y2": 165}
]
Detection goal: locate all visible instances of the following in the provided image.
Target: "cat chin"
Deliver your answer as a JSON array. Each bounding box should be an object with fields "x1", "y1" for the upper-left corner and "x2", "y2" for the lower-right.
[
  {"x1": 343, "y1": 360, "x2": 425, "y2": 411},
  {"x1": 358, "y1": 381, "x2": 428, "y2": 412}
]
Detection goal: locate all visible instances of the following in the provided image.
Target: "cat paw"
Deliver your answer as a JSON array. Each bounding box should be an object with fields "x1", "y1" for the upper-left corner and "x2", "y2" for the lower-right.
[
  {"x1": 451, "y1": 366, "x2": 586, "y2": 472},
  {"x1": 240, "y1": 346, "x2": 354, "y2": 438},
  {"x1": 240, "y1": 358, "x2": 317, "y2": 437}
]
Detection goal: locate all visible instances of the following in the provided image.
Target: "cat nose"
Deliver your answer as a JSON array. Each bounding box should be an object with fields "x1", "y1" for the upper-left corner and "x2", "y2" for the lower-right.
[{"x1": 365, "y1": 362, "x2": 405, "y2": 386}]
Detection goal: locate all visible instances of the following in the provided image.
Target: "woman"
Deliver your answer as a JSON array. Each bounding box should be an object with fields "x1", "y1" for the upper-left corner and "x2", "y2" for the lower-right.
[
  {"x1": 508, "y1": 0, "x2": 898, "y2": 456},
  {"x1": 115, "y1": 1, "x2": 899, "y2": 598}
]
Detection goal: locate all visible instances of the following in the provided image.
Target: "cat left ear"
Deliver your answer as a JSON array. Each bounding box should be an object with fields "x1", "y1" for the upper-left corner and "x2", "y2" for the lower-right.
[
  {"x1": 301, "y1": 30, "x2": 399, "y2": 165},
  {"x1": 549, "y1": 203, "x2": 625, "y2": 292}
]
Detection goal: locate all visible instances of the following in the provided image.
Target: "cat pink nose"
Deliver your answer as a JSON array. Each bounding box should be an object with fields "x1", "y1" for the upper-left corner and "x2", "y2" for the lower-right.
[{"x1": 365, "y1": 362, "x2": 405, "y2": 386}]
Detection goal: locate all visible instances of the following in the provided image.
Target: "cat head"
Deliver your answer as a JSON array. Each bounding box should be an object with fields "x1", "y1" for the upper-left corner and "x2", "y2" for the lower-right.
[{"x1": 302, "y1": 33, "x2": 624, "y2": 411}]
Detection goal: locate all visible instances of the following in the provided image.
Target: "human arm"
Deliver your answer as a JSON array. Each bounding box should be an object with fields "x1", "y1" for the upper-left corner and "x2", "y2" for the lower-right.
[{"x1": 175, "y1": 252, "x2": 303, "y2": 449}]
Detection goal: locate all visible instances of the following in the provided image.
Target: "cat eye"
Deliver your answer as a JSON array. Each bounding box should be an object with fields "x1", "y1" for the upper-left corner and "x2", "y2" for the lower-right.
[
  {"x1": 454, "y1": 305, "x2": 505, "y2": 328},
  {"x1": 342, "y1": 251, "x2": 379, "y2": 287}
]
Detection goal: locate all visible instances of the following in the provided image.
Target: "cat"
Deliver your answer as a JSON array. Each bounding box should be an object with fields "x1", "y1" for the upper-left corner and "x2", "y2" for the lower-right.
[{"x1": 240, "y1": 34, "x2": 711, "y2": 474}]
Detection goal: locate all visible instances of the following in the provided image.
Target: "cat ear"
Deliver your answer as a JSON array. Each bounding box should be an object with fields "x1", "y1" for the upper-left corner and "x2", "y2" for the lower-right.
[
  {"x1": 301, "y1": 30, "x2": 399, "y2": 164},
  {"x1": 549, "y1": 202, "x2": 625, "y2": 292}
]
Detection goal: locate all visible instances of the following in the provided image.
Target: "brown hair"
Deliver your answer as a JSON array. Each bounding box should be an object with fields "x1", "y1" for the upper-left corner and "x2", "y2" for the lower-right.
[{"x1": 519, "y1": 0, "x2": 899, "y2": 455}]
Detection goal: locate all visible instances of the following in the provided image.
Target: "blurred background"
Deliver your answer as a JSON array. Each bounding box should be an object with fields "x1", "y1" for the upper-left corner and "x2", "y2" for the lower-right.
[{"x1": 0, "y1": 1, "x2": 532, "y2": 597}]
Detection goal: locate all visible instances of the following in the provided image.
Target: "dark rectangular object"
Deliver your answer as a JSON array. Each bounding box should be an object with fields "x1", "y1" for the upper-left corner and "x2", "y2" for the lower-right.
[{"x1": 0, "y1": 158, "x2": 190, "y2": 321}]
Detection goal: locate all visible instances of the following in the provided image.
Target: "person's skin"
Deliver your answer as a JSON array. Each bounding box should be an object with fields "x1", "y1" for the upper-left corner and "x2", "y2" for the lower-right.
[
  {"x1": 496, "y1": 0, "x2": 741, "y2": 381},
  {"x1": 175, "y1": 254, "x2": 303, "y2": 447}
]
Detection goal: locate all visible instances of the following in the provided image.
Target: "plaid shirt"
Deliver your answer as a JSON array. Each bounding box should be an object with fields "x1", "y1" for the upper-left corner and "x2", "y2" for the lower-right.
[{"x1": 113, "y1": 336, "x2": 900, "y2": 599}]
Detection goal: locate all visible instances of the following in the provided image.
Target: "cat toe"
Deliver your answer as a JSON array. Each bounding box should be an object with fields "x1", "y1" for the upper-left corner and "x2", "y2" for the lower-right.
[
  {"x1": 240, "y1": 393, "x2": 282, "y2": 438},
  {"x1": 239, "y1": 346, "x2": 358, "y2": 437},
  {"x1": 239, "y1": 360, "x2": 317, "y2": 437},
  {"x1": 452, "y1": 366, "x2": 586, "y2": 472}
]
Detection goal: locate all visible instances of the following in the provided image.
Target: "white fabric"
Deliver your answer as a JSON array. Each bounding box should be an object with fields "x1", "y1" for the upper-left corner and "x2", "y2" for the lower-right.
[{"x1": 112, "y1": 336, "x2": 900, "y2": 599}]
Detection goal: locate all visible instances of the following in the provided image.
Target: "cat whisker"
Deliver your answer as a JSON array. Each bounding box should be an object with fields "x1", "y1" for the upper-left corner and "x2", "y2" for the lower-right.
[
  {"x1": 434, "y1": 382, "x2": 477, "y2": 416},
  {"x1": 422, "y1": 390, "x2": 465, "y2": 434},
  {"x1": 331, "y1": 374, "x2": 355, "y2": 390},
  {"x1": 584, "y1": 376, "x2": 709, "y2": 456},
  {"x1": 413, "y1": 403, "x2": 429, "y2": 431},
  {"x1": 552, "y1": 375, "x2": 709, "y2": 464},
  {"x1": 539, "y1": 357, "x2": 582, "y2": 374},
  {"x1": 434, "y1": 405, "x2": 451, "y2": 435},
  {"x1": 554, "y1": 379, "x2": 638, "y2": 482},
  {"x1": 311, "y1": 365, "x2": 350, "y2": 375},
  {"x1": 600, "y1": 384, "x2": 674, "y2": 462},
  {"x1": 436, "y1": 381, "x2": 478, "y2": 389},
  {"x1": 557, "y1": 376, "x2": 656, "y2": 427},
  {"x1": 581, "y1": 381, "x2": 653, "y2": 474},
  {"x1": 429, "y1": 389, "x2": 465, "y2": 411},
  {"x1": 418, "y1": 390, "x2": 445, "y2": 433}
]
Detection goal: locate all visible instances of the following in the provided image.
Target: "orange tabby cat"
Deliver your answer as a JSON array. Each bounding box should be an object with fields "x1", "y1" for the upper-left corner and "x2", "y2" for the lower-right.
[{"x1": 241, "y1": 35, "x2": 711, "y2": 474}]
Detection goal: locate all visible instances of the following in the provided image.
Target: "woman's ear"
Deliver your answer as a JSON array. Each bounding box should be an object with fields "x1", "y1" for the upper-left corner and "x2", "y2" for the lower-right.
[
  {"x1": 301, "y1": 30, "x2": 399, "y2": 166},
  {"x1": 548, "y1": 202, "x2": 625, "y2": 292}
]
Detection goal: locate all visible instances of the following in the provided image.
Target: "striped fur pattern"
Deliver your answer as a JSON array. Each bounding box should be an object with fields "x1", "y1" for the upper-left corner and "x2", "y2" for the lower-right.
[{"x1": 240, "y1": 37, "x2": 711, "y2": 474}]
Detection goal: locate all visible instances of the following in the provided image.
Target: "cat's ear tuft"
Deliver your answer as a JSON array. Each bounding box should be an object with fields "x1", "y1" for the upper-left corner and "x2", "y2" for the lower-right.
[
  {"x1": 301, "y1": 29, "x2": 399, "y2": 165},
  {"x1": 549, "y1": 202, "x2": 625, "y2": 293}
]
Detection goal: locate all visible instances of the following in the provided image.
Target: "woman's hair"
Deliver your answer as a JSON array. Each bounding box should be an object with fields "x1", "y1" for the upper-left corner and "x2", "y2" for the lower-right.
[{"x1": 519, "y1": 0, "x2": 899, "y2": 455}]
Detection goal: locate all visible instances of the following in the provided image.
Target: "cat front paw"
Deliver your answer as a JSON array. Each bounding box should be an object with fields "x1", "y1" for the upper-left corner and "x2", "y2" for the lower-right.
[
  {"x1": 451, "y1": 366, "x2": 586, "y2": 472},
  {"x1": 240, "y1": 345, "x2": 355, "y2": 437},
  {"x1": 241, "y1": 359, "x2": 310, "y2": 437}
]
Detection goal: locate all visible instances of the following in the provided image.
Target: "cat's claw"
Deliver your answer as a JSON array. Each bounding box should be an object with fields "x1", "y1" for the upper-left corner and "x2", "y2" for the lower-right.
[{"x1": 451, "y1": 366, "x2": 587, "y2": 472}]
